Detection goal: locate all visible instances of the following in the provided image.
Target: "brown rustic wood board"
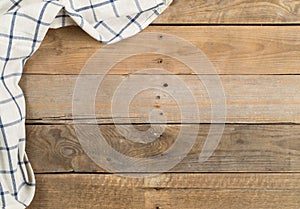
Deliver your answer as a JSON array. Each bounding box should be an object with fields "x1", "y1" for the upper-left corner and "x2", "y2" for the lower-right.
[
  {"x1": 30, "y1": 174, "x2": 300, "y2": 209},
  {"x1": 26, "y1": 1, "x2": 300, "y2": 208},
  {"x1": 154, "y1": 0, "x2": 300, "y2": 24}
]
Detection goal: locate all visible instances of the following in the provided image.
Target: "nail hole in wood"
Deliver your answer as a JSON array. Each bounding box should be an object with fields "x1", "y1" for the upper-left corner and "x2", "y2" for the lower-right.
[{"x1": 157, "y1": 58, "x2": 163, "y2": 64}]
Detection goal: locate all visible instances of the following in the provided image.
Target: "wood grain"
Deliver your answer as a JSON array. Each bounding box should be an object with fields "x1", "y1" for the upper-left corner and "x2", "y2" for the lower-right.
[
  {"x1": 154, "y1": 0, "x2": 300, "y2": 24},
  {"x1": 26, "y1": 124, "x2": 300, "y2": 173},
  {"x1": 28, "y1": 173, "x2": 300, "y2": 209},
  {"x1": 21, "y1": 74, "x2": 300, "y2": 123},
  {"x1": 18, "y1": 2, "x2": 300, "y2": 208},
  {"x1": 25, "y1": 26, "x2": 300, "y2": 75}
]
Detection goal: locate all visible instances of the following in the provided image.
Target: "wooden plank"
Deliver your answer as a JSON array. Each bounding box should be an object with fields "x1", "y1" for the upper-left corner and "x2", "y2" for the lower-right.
[
  {"x1": 154, "y1": 0, "x2": 300, "y2": 24},
  {"x1": 28, "y1": 173, "x2": 300, "y2": 209},
  {"x1": 21, "y1": 74, "x2": 300, "y2": 123},
  {"x1": 26, "y1": 124, "x2": 300, "y2": 173},
  {"x1": 25, "y1": 26, "x2": 300, "y2": 75}
]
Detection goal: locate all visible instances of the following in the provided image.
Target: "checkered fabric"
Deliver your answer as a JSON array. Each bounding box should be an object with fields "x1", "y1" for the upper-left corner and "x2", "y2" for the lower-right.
[{"x1": 0, "y1": 0, "x2": 172, "y2": 208}]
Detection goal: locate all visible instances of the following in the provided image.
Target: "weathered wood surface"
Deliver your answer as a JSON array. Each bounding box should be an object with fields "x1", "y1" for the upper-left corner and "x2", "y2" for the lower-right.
[
  {"x1": 25, "y1": 26, "x2": 300, "y2": 75},
  {"x1": 21, "y1": 74, "x2": 300, "y2": 123},
  {"x1": 28, "y1": 173, "x2": 300, "y2": 209},
  {"x1": 23, "y1": 8, "x2": 300, "y2": 208},
  {"x1": 154, "y1": 0, "x2": 300, "y2": 24},
  {"x1": 26, "y1": 124, "x2": 300, "y2": 173}
]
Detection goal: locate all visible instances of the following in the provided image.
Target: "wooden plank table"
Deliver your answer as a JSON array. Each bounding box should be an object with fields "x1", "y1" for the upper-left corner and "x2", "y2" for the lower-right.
[{"x1": 26, "y1": 1, "x2": 300, "y2": 208}]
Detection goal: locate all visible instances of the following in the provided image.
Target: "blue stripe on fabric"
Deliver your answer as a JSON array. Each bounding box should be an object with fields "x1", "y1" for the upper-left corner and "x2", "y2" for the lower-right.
[
  {"x1": 0, "y1": 33, "x2": 42, "y2": 42},
  {"x1": 105, "y1": 12, "x2": 142, "y2": 43},
  {"x1": 0, "y1": 94, "x2": 23, "y2": 105},
  {"x1": 0, "y1": 170, "x2": 17, "y2": 174},
  {"x1": 76, "y1": 0, "x2": 112, "y2": 12},
  {"x1": 0, "y1": 56, "x2": 28, "y2": 61},
  {"x1": 17, "y1": 153, "x2": 35, "y2": 187},
  {"x1": 8, "y1": 0, "x2": 22, "y2": 12},
  {"x1": 134, "y1": 0, "x2": 143, "y2": 12},
  {"x1": 0, "y1": 183, "x2": 5, "y2": 208},
  {"x1": 110, "y1": 0, "x2": 120, "y2": 18},
  {"x1": 0, "y1": 117, "x2": 25, "y2": 129},
  {"x1": 21, "y1": 1, "x2": 52, "y2": 69},
  {"x1": 0, "y1": 144, "x2": 18, "y2": 151},
  {"x1": 89, "y1": 0, "x2": 98, "y2": 22},
  {"x1": 5, "y1": 12, "x2": 51, "y2": 26},
  {"x1": 1, "y1": 9, "x2": 23, "y2": 121},
  {"x1": 0, "y1": 117, "x2": 17, "y2": 198},
  {"x1": 126, "y1": 15, "x2": 142, "y2": 30}
]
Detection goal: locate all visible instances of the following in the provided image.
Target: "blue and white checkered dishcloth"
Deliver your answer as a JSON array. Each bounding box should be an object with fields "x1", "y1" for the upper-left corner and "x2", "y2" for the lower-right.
[{"x1": 0, "y1": 0, "x2": 172, "y2": 208}]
